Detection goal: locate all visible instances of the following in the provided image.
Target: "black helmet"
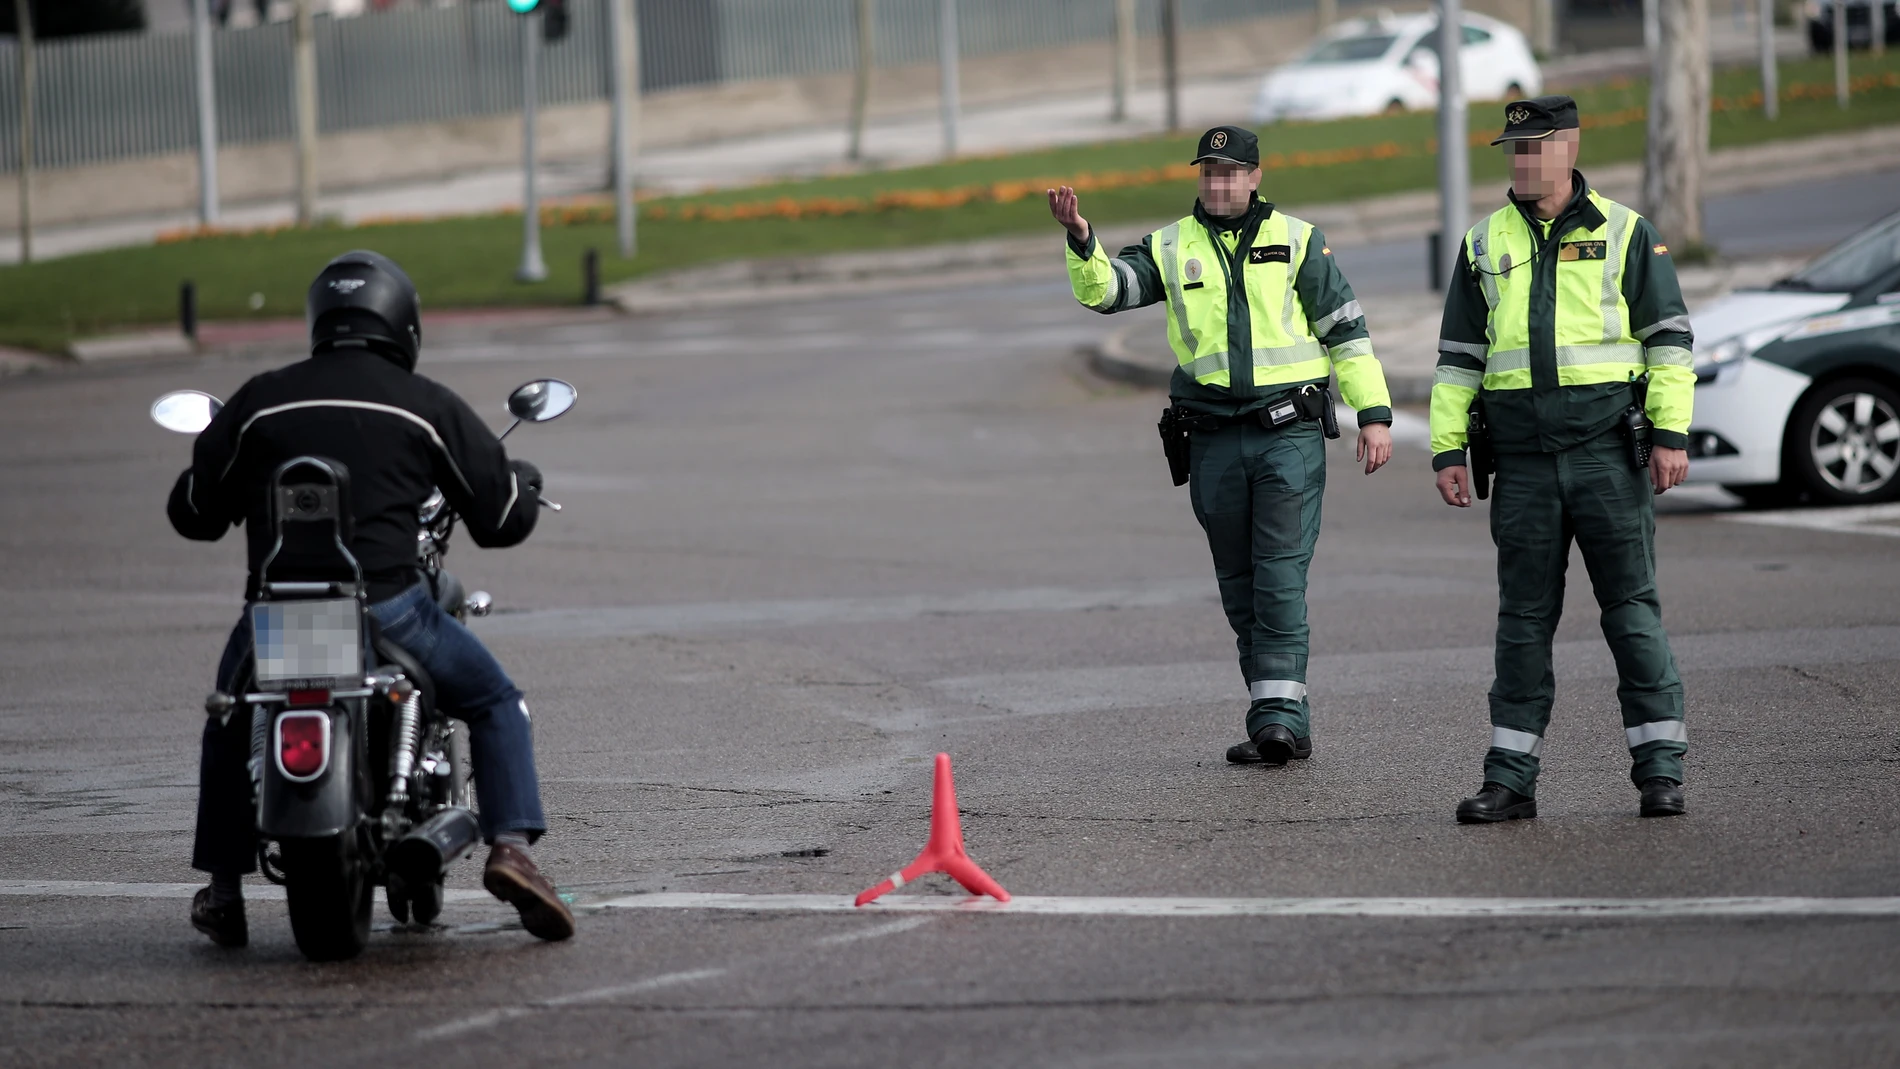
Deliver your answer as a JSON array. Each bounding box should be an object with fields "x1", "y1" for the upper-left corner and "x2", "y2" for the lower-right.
[{"x1": 306, "y1": 250, "x2": 422, "y2": 371}]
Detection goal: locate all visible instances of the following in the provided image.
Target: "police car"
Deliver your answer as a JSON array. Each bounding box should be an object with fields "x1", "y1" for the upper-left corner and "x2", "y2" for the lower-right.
[{"x1": 1687, "y1": 209, "x2": 1900, "y2": 505}]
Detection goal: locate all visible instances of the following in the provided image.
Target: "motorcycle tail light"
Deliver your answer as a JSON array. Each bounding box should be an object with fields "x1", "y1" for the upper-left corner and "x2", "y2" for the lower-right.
[{"x1": 276, "y1": 712, "x2": 330, "y2": 781}]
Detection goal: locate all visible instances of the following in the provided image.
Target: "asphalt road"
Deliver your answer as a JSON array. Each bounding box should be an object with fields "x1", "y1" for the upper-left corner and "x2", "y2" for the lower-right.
[{"x1": 3, "y1": 176, "x2": 1900, "y2": 1067}]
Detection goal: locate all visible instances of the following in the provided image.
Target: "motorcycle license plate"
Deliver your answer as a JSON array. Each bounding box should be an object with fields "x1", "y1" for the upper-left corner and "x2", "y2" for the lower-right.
[{"x1": 250, "y1": 599, "x2": 363, "y2": 687}]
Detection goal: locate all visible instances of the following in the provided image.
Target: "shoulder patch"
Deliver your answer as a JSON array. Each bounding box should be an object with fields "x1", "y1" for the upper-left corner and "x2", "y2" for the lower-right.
[
  {"x1": 1652, "y1": 243, "x2": 1669, "y2": 255},
  {"x1": 1320, "y1": 246, "x2": 1331, "y2": 255}
]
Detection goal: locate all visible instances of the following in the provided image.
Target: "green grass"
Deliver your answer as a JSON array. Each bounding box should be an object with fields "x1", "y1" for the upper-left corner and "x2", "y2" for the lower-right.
[{"x1": 3, "y1": 52, "x2": 1897, "y2": 353}]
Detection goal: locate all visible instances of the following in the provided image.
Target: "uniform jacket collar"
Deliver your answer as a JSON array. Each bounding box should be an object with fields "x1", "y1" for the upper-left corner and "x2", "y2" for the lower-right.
[
  {"x1": 1193, "y1": 194, "x2": 1275, "y2": 234},
  {"x1": 1508, "y1": 169, "x2": 1604, "y2": 233}
]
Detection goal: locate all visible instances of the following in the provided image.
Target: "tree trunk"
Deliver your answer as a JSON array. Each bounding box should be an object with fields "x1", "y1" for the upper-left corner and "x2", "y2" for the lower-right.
[{"x1": 1642, "y1": 0, "x2": 1709, "y2": 252}]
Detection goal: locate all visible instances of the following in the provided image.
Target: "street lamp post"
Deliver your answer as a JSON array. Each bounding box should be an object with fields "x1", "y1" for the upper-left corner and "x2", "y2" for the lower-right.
[
  {"x1": 193, "y1": 0, "x2": 220, "y2": 226},
  {"x1": 1436, "y1": 0, "x2": 1468, "y2": 290},
  {"x1": 517, "y1": 7, "x2": 546, "y2": 282},
  {"x1": 938, "y1": 0, "x2": 960, "y2": 158}
]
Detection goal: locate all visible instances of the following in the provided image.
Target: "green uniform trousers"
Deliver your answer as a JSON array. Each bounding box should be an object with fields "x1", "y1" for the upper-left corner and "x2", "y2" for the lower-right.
[
  {"x1": 1486, "y1": 433, "x2": 1687, "y2": 796},
  {"x1": 1188, "y1": 420, "x2": 1327, "y2": 740}
]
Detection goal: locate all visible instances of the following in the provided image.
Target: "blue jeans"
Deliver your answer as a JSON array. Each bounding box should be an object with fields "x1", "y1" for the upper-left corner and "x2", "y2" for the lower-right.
[{"x1": 193, "y1": 582, "x2": 547, "y2": 875}]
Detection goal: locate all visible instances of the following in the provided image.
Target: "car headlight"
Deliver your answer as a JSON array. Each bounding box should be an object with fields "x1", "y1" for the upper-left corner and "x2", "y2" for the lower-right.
[{"x1": 1694, "y1": 324, "x2": 1785, "y2": 376}]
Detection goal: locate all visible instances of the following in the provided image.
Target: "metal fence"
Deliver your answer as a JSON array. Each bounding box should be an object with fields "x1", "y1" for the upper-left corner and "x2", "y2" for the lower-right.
[{"x1": 0, "y1": 0, "x2": 1320, "y2": 174}]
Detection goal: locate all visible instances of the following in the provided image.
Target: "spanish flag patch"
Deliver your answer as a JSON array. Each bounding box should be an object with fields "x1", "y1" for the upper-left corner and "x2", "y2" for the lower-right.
[
  {"x1": 1321, "y1": 246, "x2": 1332, "y2": 255},
  {"x1": 1652, "y1": 243, "x2": 1669, "y2": 255}
]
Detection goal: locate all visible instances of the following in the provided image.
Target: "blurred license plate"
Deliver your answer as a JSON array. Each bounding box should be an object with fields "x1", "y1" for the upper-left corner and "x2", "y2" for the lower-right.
[{"x1": 251, "y1": 599, "x2": 363, "y2": 686}]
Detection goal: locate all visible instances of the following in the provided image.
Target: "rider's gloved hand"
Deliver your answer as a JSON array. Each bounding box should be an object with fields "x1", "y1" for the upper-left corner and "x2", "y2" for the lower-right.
[{"x1": 512, "y1": 459, "x2": 544, "y2": 497}]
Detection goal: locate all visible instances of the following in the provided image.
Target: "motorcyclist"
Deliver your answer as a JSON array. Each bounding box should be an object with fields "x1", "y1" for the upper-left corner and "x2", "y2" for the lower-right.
[{"x1": 167, "y1": 250, "x2": 574, "y2": 946}]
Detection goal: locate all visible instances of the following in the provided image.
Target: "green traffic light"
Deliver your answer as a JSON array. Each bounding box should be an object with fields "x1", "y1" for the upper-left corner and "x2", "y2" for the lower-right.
[{"x1": 506, "y1": 0, "x2": 540, "y2": 11}]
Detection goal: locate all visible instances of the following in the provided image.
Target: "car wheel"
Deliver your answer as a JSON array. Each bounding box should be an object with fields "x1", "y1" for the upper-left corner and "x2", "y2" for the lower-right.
[
  {"x1": 1504, "y1": 82, "x2": 1524, "y2": 100},
  {"x1": 1383, "y1": 99, "x2": 1405, "y2": 115},
  {"x1": 1787, "y1": 377, "x2": 1900, "y2": 504}
]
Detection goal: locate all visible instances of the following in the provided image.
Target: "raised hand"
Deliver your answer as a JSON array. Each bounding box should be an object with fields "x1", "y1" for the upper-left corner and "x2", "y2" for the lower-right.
[{"x1": 1046, "y1": 185, "x2": 1090, "y2": 243}]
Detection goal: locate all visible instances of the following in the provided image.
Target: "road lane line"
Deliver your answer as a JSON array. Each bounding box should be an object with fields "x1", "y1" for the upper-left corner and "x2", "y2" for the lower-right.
[
  {"x1": 415, "y1": 909, "x2": 939, "y2": 1040},
  {"x1": 13, "y1": 883, "x2": 1900, "y2": 919},
  {"x1": 416, "y1": 968, "x2": 727, "y2": 1041},
  {"x1": 593, "y1": 892, "x2": 1900, "y2": 918},
  {"x1": 812, "y1": 915, "x2": 936, "y2": 945}
]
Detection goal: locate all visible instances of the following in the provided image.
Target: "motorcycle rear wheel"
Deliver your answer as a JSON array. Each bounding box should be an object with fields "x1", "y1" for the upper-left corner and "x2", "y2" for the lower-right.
[{"x1": 281, "y1": 833, "x2": 373, "y2": 961}]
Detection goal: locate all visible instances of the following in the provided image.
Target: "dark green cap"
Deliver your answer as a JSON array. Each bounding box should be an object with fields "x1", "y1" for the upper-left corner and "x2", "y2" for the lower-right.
[
  {"x1": 1190, "y1": 125, "x2": 1259, "y2": 167},
  {"x1": 1490, "y1": 95, "x2": 1580, "y2": 145}
]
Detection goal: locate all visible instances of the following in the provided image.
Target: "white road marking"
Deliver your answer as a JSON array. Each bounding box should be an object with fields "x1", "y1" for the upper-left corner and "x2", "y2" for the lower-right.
[
  {"x1": 596, "y1": 892, "x2": 1900, "y2": 919},
  {"x1": 1719, "y1": 502, "x2": 1900, "y2": 539},
  {"x1": 416, "y1": 907, "x2": 938, "y2": 1041},
  {"x1": 812, "y1": 915, "x2": 937, "y2": 945},
  {"x1": 416, "y1": 968, "x2": 727, "y2": 1041}
]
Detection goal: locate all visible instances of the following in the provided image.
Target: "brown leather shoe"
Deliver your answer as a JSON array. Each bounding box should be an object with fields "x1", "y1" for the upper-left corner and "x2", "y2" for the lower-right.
[{"x1": 482, "y1": 842, "x2": 574, "y2": 942}]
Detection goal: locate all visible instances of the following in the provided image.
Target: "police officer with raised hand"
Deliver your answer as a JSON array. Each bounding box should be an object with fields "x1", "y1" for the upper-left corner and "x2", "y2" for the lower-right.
[
  {"x1": 1430, "y1": 97, "x2": 1695, "y2": 822},
  {"x1": 1049, "y1": 126, "x2": 1394, "y2": 768}
]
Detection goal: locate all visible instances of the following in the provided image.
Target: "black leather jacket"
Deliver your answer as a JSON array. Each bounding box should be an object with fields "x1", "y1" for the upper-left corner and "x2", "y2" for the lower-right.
[{"x1": 167, "y1": 345, "x2": 538, "y2": 601}]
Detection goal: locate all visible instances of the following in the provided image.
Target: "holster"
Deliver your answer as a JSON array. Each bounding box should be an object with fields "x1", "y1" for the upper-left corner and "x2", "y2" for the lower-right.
[
  {"x1": 1466, "y1": 397, "x2": 1494, "y2": 501},
  {"x1": 1157, "y1": 406, "x2": 1192, "y2": 487},
  {"x1": 1295, "y1": 384, "x2": 1341, "y2": 440}
]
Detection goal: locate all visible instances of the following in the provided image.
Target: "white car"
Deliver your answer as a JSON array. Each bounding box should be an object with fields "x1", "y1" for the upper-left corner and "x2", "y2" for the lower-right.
[
  {"x1": 1252, "y1": 12, "x2": 1544, "y2": 124},
  {"x1": 1685, "y1": 210, "x2": 1900, "y2": 504}
]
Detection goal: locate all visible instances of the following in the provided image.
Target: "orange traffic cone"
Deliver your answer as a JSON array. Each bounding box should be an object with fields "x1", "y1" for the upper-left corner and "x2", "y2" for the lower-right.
[{"x1": 854, "y1": 753, "x2": 1010, "y2": 906}]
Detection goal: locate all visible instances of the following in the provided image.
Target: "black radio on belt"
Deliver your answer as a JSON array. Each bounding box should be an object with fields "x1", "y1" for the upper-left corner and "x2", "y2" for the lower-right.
[
  {"x1": 1157, "y1": 405, "x2": 1192, "y2": 486},
  {"x1": 1622, "y1": 374, "x2": 1653, "y2": 474}
]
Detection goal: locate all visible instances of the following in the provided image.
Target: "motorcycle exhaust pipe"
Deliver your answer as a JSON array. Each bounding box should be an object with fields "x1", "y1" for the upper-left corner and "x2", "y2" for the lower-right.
[{"x1": 389, "y1": 806, "x2": 481, "y2": 885}]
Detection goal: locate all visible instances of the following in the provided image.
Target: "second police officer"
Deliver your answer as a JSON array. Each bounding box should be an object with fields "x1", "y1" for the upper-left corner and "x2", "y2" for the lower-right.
[
  {"x1": 1430, "y1": 97, "x2": 1695, "y2": 822},
  {"x1": 1048, "y1": 126, "x2": 1395, "y2": 767}
]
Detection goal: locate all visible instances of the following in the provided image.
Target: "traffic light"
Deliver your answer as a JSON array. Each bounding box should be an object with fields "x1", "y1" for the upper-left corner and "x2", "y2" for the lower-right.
[{"x1": 505, "y1": 0, "x2": 567, "y2": 42}]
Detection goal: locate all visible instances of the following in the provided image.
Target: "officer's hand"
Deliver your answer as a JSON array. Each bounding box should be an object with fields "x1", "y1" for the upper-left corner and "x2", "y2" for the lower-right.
[
  {"x1": 1436, "y1": 465, "x2": 1472, "y2": 508},
  {"x1": 1046, "y1": 185, "x2": 1090, "y2": 243},
  {"x1": 1650, "y1": 446, "x2": 1688, "y2": 495},
  {"x1": 1357, "y1": 423, "x2": 1393, "y2": 474}
]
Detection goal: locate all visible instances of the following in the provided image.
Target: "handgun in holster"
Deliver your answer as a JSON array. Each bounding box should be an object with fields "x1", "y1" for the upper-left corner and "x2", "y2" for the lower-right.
[
  {"x1": 1466, "y1": 397, "x2": 1494, "y2": 501},
  {"x1": 1158, "y1": 405, "x2": 1192, "y2": 487},
  {"x1": 1295, "y1": 384, "x2": 1341, "y2": 440},
  {"x1": 1622, "y1": 374, "x2": 1654, "y2": 474}
]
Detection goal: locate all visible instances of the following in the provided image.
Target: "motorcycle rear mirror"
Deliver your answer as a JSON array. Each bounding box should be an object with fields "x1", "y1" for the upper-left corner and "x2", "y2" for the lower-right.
[
  {"x1": 151, "y1": 390, "x2": 223, "y2": 434},
  {"x1": 506, "y1": 379, "x2": 577, "y2": 424}
]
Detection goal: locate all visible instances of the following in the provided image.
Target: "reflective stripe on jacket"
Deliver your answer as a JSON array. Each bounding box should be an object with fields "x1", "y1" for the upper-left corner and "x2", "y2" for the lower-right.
[
  {"x1": 1065, "y1": 196, "x2": 1392, "y2": 424},
  {"x1": 1428, "y1": 176, "x2": 1695, "y2": 463}
]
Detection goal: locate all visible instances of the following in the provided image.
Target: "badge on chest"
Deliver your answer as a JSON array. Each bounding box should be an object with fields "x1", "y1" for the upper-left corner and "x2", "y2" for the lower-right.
[
  {"x1": 1248, "y1": 244, "x2": 1292, "y2": 265},
  {"x1": 1558, "y1": 240, "x2": 1607, "y2": 262}
]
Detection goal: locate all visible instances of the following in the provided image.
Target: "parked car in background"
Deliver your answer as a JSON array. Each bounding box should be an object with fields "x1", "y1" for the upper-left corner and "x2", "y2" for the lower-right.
[
  {"x1": 1806, "y1": 1, "x2": 1900, "y2": 52},
  {"x1": 1686, "y1": 210, "x2": 1900, "y2": 505},
  {"x1": 1251, "y1": 12, "x2": 1543, "y2": 124}
]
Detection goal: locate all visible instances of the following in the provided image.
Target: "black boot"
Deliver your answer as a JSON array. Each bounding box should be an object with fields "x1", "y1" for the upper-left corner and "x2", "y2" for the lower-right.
[
  {"x1": 190, "y1": 887, "x2": 248, "y2": 948},
  {"x1": 1248, "y1": 724, "x2": 1313, "y2": 766},
  {"x1": 1639, "y1": 777, "x2": 1685, "y2": 817},
  {"x1": 1226, "y1": 740, "x2": 1263, "y2": 763},
  {"x1": 1455, "y1": 782, "x2": 1537, "y2": 824}
]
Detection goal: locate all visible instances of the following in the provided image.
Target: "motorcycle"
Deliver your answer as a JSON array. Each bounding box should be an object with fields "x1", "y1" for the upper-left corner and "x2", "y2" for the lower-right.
[{"x1": 151, "y1": 378, "x2": 576, "y2": 961}]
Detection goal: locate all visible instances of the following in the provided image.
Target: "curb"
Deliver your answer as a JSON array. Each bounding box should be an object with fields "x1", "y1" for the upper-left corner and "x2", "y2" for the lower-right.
[
  {"x1": 608, "y1": 236, "x2": 1070, "y2": 315},
  {"x1": 68, "y1": 330, "x2": 196, "y2": 364},
  {"x1": 1082, "y1": 321, "x2": 1436, "y2": 402}
]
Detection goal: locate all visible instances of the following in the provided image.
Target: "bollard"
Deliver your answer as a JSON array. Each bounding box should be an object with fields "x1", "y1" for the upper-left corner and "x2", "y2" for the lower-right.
[
  {"x1": 582, "y1": 247, "x2": 601, "y2": 306},
  {"x1": 1427, "y1": 232, "x2": 1442, "y2": 293},
  {"x1": 180, "y1": 280, "x2": 198, "y2": 341}
]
